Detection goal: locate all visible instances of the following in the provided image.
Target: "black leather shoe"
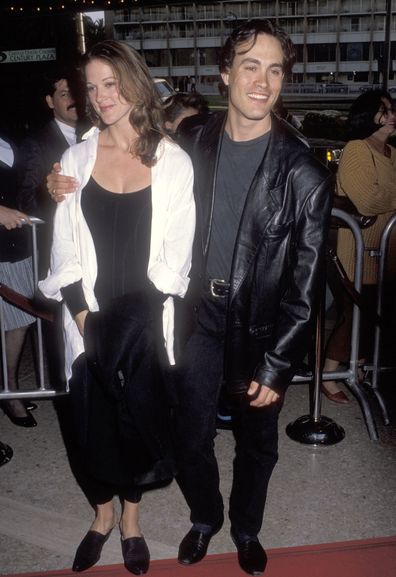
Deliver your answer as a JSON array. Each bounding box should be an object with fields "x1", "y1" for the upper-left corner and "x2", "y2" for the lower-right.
[
  {"x1": 121, "y1": 535, "x2": 150, "y2": 575},
  {"x1": 231, "y1": 533, "x2": 267, "y2": 575},
  {"x1": 0, "y1": 442, "x2": 13, "y2": 467},
  {"x1": 178, "y1": 524, "x2": 222, "y2": 565},
  {"x1": 1, "y1": 402, "x2": 37, "y2": 428},
  {"x1": 72, "y1": 528, "x2": 113, "y2": 572}
]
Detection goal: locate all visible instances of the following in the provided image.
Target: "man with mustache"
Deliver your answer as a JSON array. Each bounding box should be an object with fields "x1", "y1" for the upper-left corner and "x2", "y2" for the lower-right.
[{"x1": 19, "y1": 68, "x2": 84, "y2": 389}]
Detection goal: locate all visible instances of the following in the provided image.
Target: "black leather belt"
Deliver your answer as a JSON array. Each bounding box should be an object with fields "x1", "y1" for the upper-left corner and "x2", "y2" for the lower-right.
[{"x1": 205, "y1": 278, "x2": 230, "y2": 298}]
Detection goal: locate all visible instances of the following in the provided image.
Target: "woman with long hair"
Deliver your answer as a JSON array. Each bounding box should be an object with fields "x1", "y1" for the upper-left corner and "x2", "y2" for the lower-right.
[
  {"x1": 323, "y1": 89, "x2": 396, "y2": 402},
  {"x1": 39, "y1": 40, "x2": 195, "y2": 574}
]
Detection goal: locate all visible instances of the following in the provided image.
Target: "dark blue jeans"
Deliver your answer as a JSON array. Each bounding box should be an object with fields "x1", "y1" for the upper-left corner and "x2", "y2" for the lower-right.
[{"x1": 173, "y1": 293, "x2": 283, "y2": 537}]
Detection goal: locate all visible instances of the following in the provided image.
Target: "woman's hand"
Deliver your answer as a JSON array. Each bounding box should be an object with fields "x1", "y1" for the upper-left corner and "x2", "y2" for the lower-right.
[
  {"x1": 75, "y1": 310, "x2": 89, "y2": 337},
  {"x1": 0, "y1": 206, "x2": 31, "y2": 230},
  {"x1": 47, "y1": 162, "x2": 79, "y2": 203}
]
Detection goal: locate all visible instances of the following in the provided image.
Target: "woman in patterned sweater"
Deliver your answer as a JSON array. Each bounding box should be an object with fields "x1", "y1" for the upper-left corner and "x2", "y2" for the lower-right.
[{"x1": 323, "y1": 90, "x2": 396, "y2": 403}]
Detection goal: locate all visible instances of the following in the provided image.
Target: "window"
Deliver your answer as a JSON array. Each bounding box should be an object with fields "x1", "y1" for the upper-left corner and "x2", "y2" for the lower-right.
[
  {"x1": 250, "y1": 1, "x2": 276, "y2": 18},
  {"x1": 307, "y1": 43, "x2": 336, "y2": 61},
  {"x1": 351, "y1": 17, "x2": 360, "y2": 32},
  {"x1": 279, "y1": 1, "x2": 298, "y2": 16},
  {"x1": 170, "y1": 48, "x2": 195, "y2": 67},
  {"x1": 144, "y1": 49, "x2": 169, "y2": 68},
  {"x1": 318, "y1": 17, "x2": 337, "y2": 32},
  {"x1": 196, "y1": 3, "x2": 221, "y2": 20},
  {"x1": 340, "y1": 42, "x2": 368, "y2": 60}
]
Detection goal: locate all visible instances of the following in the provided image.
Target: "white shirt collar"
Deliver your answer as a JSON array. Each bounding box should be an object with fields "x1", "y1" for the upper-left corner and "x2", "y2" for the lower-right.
[{"x1": 55, "y1": 119, "x2": 77, "y2": 147}]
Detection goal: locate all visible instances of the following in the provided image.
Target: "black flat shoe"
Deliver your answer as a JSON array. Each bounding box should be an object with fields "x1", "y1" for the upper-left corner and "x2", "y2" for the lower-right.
[
  {"x1": 72, "y1": 528, "x2": 113, "y2": 572},
  {"x1": 0, "y1": 442, "x2": 13, "y2": 467},
  {"x1": 121, "y1": 535, "x2": 150, "y2": 575},
  {"x1": 178, "y1": 524, "x2": 222, "y2": 565},
  {"x1": 24, "y1": 401, "x2": 38, "y2": 411},
  {"x1": 231, "y1": 533, "x2": 267, "y2": 575},
  {"x1": 1, "y1": 402, "x2": 37, "y2": 428}
]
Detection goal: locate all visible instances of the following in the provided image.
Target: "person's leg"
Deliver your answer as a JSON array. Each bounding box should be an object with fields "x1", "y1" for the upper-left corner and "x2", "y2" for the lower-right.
[
  {"x1": 228, "y1": 402, "x2": 283, "y2": 576},
  {"x1": 119, "y1": 491, "x2": 149, "y2": 575},
  {"x1": 174, "y1": 295, "x2": 226, "y2": 565},
  {"x1": 72, "y1": 495, "x2": 117, "y2": 573},
  {"x1": 68, "y1": 355, "x2": 118, "y2": 572},
  {"x1": 173, "y1": 301, "x2": 225, "y2": 528},
  {"x1": 322, "y1": 290, "x2": 352, "y2": 402},
  {"x1": 119, "y1": 490, "x2": 143, "y2": 538},
  {"x1": 2, "y1": 326, "x2": 37, "y2": 423},
  {"x1": 90, "y1": 500, "x2": 117, "y2": 534},
  {"x1": 229, "y1": 401, "x2": 282, "y2": 539}
]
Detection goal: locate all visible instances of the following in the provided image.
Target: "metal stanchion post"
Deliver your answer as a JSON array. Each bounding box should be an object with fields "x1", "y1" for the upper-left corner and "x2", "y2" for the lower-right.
[
  {"x1": 30, "y1": 218, "x2": 46, "y2": 391},
  {"x1": 286, "y1": 294, "x2": 345, "y2": 445},
  {"x1": 369, "y1": 213, "x2": 396, "y2": 424},
  {"x1": 287, "y1": 208, "x2": 382, "y2": 442},
  {"x1": 1, "y1": 216, "x2": 68, "y2": 402},
  {"x1": 0, "y1": 296, "x2": 8, "y2": 390}
]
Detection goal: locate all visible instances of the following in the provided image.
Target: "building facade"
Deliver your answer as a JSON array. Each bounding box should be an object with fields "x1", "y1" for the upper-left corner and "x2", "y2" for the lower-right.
[{"x1": 110, "y1": 0, "x2": 396, "y2": 93}]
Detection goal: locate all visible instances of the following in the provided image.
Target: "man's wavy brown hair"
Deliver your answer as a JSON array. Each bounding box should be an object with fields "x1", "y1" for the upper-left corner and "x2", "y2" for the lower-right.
[{"x1": 219, "y1": 19, "x2": 296, "y2": 77}]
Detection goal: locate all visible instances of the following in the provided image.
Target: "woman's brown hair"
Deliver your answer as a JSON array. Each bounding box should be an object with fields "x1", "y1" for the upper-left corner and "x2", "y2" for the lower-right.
[{"x1": 83, "y1": 40, "x2": 165, "y2": 167}]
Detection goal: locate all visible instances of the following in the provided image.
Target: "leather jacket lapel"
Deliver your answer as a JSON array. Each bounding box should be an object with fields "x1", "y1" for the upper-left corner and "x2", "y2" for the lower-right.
[
  {"x1": 230, "y1": 126, "x2": 287, "y2": 299},
  {"x1": 197, "y1": 114, "x2": 227, "y2": 256}
]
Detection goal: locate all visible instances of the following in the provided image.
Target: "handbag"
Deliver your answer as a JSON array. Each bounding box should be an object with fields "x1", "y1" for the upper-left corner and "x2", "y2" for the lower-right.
[{"x1": 330, "y1": 194, "x2": 377, "y2": 229}]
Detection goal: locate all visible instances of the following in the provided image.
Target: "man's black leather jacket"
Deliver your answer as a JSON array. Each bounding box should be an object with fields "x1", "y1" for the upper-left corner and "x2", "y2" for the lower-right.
[{"x1": 178, "y1": 111, "x2": 334, "y2": 396}]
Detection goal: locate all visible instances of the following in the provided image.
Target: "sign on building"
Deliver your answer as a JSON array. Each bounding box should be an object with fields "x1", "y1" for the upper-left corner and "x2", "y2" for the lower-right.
[{"x1": 0, "y1": 48, "x2": 56, "y2": 64}]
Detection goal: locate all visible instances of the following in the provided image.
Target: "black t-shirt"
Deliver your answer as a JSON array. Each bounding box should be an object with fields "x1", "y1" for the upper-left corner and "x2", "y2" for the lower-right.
[{"x1": 206, "y1": 130, "x2": 270, "y2": 281}]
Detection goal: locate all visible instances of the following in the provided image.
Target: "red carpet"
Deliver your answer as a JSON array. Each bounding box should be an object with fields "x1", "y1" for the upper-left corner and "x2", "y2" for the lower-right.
[{"x1": 6, "y1": 536, "x2": 396, "y2": 577}]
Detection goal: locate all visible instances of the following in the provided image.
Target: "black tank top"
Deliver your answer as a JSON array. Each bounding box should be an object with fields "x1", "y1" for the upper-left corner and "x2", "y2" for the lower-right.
[{"x1": 81, "y1": 177, "x2": 152, "y2": 308}]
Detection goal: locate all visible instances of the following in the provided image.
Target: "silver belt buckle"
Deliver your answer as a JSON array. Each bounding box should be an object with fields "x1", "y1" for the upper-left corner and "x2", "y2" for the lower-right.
[{"x1": 209, "y1": 278, "x2": 229, "y2": 297}]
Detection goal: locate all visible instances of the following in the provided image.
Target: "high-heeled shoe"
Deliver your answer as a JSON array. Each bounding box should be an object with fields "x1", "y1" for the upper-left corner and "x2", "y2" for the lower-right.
[
  {"x1": 321, "y1": 385, "x2": 350, "y2": 404},
  {"x1": 72, "y1": 527, "x2": 113, "y2": 572},
  {"x1": 1, "y1": 401, "x2": 37, "y2": 427},
  {"x1": 121, "y1": 535, "x2": 150, "y2": 575}
]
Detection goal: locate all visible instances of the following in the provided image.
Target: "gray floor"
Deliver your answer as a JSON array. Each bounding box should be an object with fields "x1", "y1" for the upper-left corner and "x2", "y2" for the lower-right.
[{"x1": 1, "y1": 336, "x2": 396, "y2": 575}]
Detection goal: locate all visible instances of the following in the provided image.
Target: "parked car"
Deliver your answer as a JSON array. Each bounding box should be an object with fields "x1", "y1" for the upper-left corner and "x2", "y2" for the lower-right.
[
  {"x1": 154, "y1": 78, "x2": 175, "y2": 101},
  {"x1": 307, "y1": 138, "x2": 345, "y2": 173}
]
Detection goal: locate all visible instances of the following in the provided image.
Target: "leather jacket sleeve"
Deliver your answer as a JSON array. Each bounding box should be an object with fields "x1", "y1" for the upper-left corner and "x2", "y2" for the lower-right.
[{"x1": 252, "y1": 168, "x2": 334, "y2": 394}]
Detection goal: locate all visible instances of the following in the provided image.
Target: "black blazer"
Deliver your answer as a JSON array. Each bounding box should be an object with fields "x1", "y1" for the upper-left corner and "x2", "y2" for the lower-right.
[
  {"x1": 18, "y1": 119, "x2": 71, "y2": 215},
  {"x1": 18, "y1": 120, "x2": 73, "y2": 275},
  {"x1": 179, "y1": 112, "x2": 334, "y2": 396}
]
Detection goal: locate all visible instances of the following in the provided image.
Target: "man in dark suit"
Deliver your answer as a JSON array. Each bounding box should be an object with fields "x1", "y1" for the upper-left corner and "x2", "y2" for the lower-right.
[
  {"x1": 18, "y1": 68, "x2": 83, "y2": 388},
  {"x1": 19, "y1": 68, "x2": 82, "y2": 274}
]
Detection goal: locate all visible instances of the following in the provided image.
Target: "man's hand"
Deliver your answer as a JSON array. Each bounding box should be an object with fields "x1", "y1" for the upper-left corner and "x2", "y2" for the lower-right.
[
  {"x1": 0, "y1": 206, "x2": 31, "y2": 230},
  {"x1": 247, "y1": 381, "x2": 280, "y2": 408},
  {"x1": 75, "y1": 310, "x2": 88, "y2": 337},
  {"x1": 47, "y1": 162, "x2": 78, "y2": 203}
]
